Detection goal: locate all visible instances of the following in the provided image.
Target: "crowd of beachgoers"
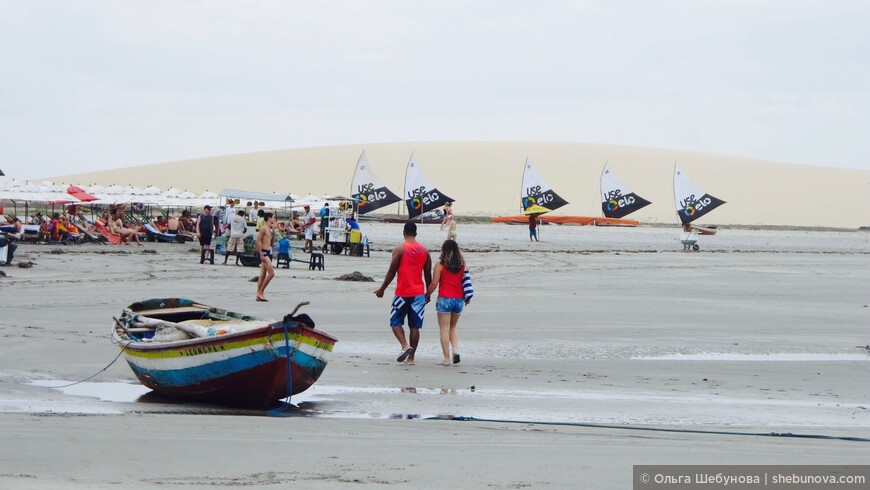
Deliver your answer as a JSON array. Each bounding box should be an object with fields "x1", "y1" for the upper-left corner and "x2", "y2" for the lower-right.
[
  {"x1": 0, "y1": 199, "x2": 372, "y2": 269},
  {"x1": 0, "y1": 201, "x2": 311, "y2": 250}
]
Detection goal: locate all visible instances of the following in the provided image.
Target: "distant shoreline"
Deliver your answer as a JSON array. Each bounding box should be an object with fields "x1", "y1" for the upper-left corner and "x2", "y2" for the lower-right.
[{"x1": 362, "y1": 213, "x2": 869, "y2": 232}]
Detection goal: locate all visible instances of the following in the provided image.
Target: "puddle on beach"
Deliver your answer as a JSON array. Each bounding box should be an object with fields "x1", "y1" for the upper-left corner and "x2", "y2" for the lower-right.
[
  {"x1": 17, "y1": 380, "x2": 870, "y2": 429},
  {"x1": 31, "y1": 380, "x2": 151, "y2": 402},
  {"x1": 18, "y1": 381, "x2": 522, "y2": 420},
  {"x1": 633, "y1": 352, "x2": 870, "y2": 362},
  {"x1": 20, "y1": 380, "x2": 454, "y2": 419},
  {"x1": 23, "y1": 380, "x2": 331, "y2": 416}
]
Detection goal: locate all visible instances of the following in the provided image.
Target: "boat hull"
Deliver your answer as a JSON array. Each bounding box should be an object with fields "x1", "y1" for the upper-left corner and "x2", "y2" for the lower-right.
[
  {"x1": 114, "y1": 299, "x2": 336, "y2": 408},
  {"x1": 382, "y1": 218, "x2": 442, "y2": 224}
]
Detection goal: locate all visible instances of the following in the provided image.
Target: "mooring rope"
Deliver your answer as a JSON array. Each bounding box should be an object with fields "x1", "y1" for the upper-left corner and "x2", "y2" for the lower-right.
[
  {"x1": 268, "y1": 320, "x2": 296, "y2": 417},
  {"x1": 429, "y1": 415, "x2": 870, "y2": 443},
  {"x1": 49, "y1": 334, "x2": 128, "y2": 389}
]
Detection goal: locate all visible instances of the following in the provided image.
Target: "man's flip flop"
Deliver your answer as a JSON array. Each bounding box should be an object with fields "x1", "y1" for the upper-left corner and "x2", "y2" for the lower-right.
[
  {"x1": 453, "y1": 354, "x2": 460, "y2": 364},
  {"x1": 397, "y1": 347, "x2": 413, "y2": 363}
]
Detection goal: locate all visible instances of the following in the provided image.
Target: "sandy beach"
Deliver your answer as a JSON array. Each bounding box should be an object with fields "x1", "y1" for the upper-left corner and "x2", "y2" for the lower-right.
[{"x1": 1, "y1": 222, "x2": 869, "y2": 488}]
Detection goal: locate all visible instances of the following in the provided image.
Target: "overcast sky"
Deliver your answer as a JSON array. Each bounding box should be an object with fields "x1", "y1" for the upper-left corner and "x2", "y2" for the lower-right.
[{"x1": 1, "y1": 0, "x2": 868, "y2": 179}]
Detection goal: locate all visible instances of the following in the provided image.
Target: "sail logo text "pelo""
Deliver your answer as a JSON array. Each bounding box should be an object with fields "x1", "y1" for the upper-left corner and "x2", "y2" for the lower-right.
[
  {"x1": 356, "y1": 183, "x2": 387, "y2": 202},
  {"x1": 680, "y1": 194, "x2": 712, "y2": 216},
  {"x1": 407, "y1": 186, "x2": 441, "y2": 206},
  {"x1": 605, "y1": 189, "x2": 635, "y2": 211}
]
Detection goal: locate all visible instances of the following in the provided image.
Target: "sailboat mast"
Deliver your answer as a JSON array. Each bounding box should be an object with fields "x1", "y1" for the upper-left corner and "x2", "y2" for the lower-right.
[
  {"x1": 402, "y1": 155, "x2": 410, "y2": 220},
  {"x1": 599, "y1": 161, "x2": 608, "y2": 219},
  {"x1": 520, "y1": 158, "x2": 527, "y2": 214},
  {"x1": 672, "y1": 161, "x2": 678, "y2": 224}
]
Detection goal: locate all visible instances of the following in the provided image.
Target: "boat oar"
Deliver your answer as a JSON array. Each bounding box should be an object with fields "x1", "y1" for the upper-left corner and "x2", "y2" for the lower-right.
[{"x1": 113, "y1": 316, "x2": 133, "y2": 340}]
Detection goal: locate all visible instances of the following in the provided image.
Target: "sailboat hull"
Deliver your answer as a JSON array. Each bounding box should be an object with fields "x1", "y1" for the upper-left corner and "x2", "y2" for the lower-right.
[{"x1": 491, "y1": 215, "x2": 638, "y2": 226}]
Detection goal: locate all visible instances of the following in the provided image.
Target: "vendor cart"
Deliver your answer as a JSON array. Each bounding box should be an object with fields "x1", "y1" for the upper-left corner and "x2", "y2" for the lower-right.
[{"x1": 322, "y1": 199, "x2": 354, "y2": 255}]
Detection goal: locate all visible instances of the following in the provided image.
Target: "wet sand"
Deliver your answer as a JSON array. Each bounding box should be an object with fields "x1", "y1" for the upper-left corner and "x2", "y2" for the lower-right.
[{"x1": 1, "y1": 223, "x2": 869, "y2": 488}]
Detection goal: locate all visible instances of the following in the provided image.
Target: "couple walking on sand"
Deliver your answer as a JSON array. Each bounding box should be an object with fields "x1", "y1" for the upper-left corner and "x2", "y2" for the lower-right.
[{"x1": 374, "y1": 222, "x2": 472, "y2": 366}]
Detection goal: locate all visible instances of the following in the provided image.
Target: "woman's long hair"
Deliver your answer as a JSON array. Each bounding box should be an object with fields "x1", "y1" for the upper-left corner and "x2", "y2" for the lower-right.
[{"x1": 439, "y1": 239, "x2": 464, "y2": 274}]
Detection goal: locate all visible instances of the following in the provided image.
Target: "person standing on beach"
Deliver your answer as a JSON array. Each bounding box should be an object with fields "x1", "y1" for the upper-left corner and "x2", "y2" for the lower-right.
[
  {"x1": 440, "y1": 201, "x2": 453, "y2": 224},
  {"x1": 222, "y1": 201, "x2": 235, "y2": 234},
  {"x1": 302, "y1": 205, "x2": 316, "y2": 253},
  {"x1": 440, "y1": 201, "x2": 456, "y2": 240},
  {"x1": 224, "y1": 209, "x2": 247, "y2": 265},
  {"x1": 320, "y1": 202, "x2": 330, "y2": 244},
  {"x1": 255, "y1": 212, "x2": 276, "y2": 302},
  {"x1": 196, "y1": 205, "x2": 215, "y2": 264},
  {"x1": 529, "y1": 214, "x2": 540, "y2": 242},
  {"x1": 374, "y1": 222, "x2": 432, "y2": 364},
  {"x1": 248, "y1": 201, "x2": 260, "y2": 223},
  {"x1": 425, "y1": 239, "x2": 469, "y2": 366}
]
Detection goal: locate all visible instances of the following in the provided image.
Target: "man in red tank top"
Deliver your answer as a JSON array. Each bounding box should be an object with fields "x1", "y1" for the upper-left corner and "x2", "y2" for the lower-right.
[{"x1": 374, "y1": 222, "x2": 432, "y2": 364}]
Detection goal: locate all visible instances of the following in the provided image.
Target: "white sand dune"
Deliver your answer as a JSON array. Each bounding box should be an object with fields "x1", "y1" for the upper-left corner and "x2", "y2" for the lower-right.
[{"x1": 46, "y1": 141, "x2": 870, "y2": 228}]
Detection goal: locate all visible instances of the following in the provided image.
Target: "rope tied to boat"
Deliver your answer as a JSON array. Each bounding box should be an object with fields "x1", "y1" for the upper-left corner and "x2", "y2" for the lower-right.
[
  {"x1": 268, "y1": 301, "x2": 310, "y2": 417},
  {"x1": 430, "y1": 416, "x2": 870, "y2": 443},
  {"x1": 49, "y1": 320, "x2": 131, "y2": 389}
]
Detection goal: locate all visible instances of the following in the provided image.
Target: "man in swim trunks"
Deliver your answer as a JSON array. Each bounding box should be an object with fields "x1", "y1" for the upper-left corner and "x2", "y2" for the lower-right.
[
  {"x1": 255, "y1": 212, "x2": 276, "y2": 302},
  {"x1": 374, "y1": 222, "x2": 432, "y2": 364}
]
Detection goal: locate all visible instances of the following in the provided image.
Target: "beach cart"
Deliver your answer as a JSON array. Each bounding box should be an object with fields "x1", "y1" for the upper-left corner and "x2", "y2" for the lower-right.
[
  {"x1": 322, "y1": 199, "x2": 355, "y2": 255},
  {"x1": 680, "y1": 228, "x2": 700, "y2": 251}
]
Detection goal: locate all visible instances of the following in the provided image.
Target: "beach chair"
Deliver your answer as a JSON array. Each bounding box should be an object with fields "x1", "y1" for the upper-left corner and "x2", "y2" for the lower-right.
[
  {"x1": 276, "y1": 237, "x2": 291, "y2": 269},
  {"x1": 143, "y1": 223, "x2": 181, "y2": 243},
  {"x1": 93, "y1": 220, "x2": 122, "y2": 245},
  {"x1": 0, "y1": 238, "x2": 9, "y2": 265}
]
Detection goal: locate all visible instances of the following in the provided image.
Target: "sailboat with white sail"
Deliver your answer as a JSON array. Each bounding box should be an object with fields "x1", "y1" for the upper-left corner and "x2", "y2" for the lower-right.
[
  {"x1": 674, "y1": 164, "x2": 725, "y2": 249},
  {"x1": 520, "y1": 158, "x2": 569, "y2": 215},
  {"x1": 403, "y1": 153, "x2": 453, "y2": 219},
  {"x1": 493, "y1": 159, "x2": 639, "y2": 226},
  {"x1": 673, "y1": 164, "x2": 725, "y2": 227},
  {"x1": 350, "y1": 151, "x2": 401, "y2": 215},
  {"x1": 599, "y1": 162, "x2": 651, "y2": 223}
]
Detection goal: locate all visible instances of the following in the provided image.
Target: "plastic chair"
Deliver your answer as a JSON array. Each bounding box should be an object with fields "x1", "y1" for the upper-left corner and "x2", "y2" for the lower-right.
[{"x1": 309, "y1": 253, "x2": 324, "y2": 270}]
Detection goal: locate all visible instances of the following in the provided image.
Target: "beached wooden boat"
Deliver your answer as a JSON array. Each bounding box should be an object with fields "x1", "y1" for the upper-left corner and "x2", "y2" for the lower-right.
[{"x1": 112, "y1": 298, "x2": 337, "y2": 407}]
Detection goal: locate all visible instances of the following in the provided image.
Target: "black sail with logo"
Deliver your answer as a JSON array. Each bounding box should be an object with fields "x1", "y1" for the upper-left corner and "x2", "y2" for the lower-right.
[
  {"x1": 677, "y1": 193, "x2": 726, "y2": 224},
  {"x1": 353, "y1": 185, "x2": 401, "y2": 215},
  {"x1": 602, "y1": 191, "x2": 652, "y2": 219}
]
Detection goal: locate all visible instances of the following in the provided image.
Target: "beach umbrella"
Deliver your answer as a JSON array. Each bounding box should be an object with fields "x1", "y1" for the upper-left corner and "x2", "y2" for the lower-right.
[
  {"x1": 86, "y1": 184, "x2": 106, "y2": 194},
  {"x1": 523, "y1": 204, "x2": 551, "y2": 215},
  {"x1": 67, "y1": 185, "x2": 99, "y2": 202},
  {"x1": 105, "y1": 184, "x2": 126, "y2": 196}
]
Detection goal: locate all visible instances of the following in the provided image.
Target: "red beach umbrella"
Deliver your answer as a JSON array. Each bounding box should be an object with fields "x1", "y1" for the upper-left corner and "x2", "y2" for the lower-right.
[{"x1": 66, "y1": 185, "x2": 99, "y2": 202}]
